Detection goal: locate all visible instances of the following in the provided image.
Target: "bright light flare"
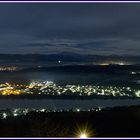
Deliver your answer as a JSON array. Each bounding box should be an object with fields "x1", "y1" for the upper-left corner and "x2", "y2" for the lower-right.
[
  {"x1": 75, "y1": 122, "x2": 95, "y2": 138},
  {"x1": 79, "y1": 133, "x2": 88, "y2": 138}
]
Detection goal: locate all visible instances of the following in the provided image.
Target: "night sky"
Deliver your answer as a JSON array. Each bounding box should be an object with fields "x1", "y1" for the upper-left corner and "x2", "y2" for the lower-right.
[{"x1": 0, "y1": 3, "x2": 140, "y2": 55}]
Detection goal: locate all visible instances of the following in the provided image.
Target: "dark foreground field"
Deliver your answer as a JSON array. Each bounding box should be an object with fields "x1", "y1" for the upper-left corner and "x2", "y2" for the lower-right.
[{"x1": 1, "y1": 106, "x2": 140, "y2": 137}]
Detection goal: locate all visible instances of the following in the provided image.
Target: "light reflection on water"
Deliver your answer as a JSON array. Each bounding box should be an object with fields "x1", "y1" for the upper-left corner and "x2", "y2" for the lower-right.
[{"x1": 0, "y1": 99, "x2": 140, "y2": 110}]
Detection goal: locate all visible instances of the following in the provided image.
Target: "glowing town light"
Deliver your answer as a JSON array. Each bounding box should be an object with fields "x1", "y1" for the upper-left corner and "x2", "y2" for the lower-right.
[
  {"x1": 13, "y1": 113, "x2": 18, "y2": 117},
  {"x1": 99, "y1": 107, "x2": 102, "y2": 111},
  {"x1": 99, "y1": 63, "x2": 109, "y2": 66},
  {"x1": 79, "y1": 133, "x2": 88, "y2": 138},
  {"x1": 58, "y1": 60, "x2": 61, "y2": 64},
  {"x1": 40, "y1": 109, "x2": 45, "y2": 112},
  {"x1": 1, "y1": 89, "x2": 21, "y2": 96},
  {"x1": 76, "y1": 108, "x2": 80, "y2": 112},
  {"x1": 135, "y1": 90, "x2": 140, "y2": 97},
  {"x1": 118, "y1": 62, "x2": 125, "y2": 65},
  {"x1": 131, "y1": 72, "x2": 136, "y2": 74},
  {"x1": 2, "y1": 113, "x2": 7, "y2": 119}
]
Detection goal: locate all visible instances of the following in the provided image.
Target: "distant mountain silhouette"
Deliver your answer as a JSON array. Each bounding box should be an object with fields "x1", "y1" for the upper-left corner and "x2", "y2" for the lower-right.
[{"x1": 0, "y1": 53, "x2": 139, "y2": 65}]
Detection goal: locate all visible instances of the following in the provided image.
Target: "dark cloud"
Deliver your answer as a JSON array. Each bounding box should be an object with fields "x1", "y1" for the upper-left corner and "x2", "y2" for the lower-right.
[{"x1": 0, "y1": 3, "x2": 140, "y2": 55}]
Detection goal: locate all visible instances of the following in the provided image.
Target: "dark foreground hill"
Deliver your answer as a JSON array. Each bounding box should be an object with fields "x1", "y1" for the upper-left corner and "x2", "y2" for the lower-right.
[{"x1": 1, "y1": 106, "x2": 140, "y2": 137}]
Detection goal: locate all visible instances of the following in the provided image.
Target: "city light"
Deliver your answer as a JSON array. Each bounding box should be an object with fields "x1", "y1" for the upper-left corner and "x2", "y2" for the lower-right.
[
  {"x1": 99, "y1": 62, "x2": 125, "y2": 66},
  {"x1": 1, "y1": 89, "x2": 21, "y2": 95},
  {"x1": 13, "y1": 113, "x2": 18, "y2": 117},
  {"x1": 135, "y1": 90, "x2": 140, "y2": 97},
  {"x1": 2, "y1": 113, "x2": 7, "y2": 119},
  {"x1": 58, "y1": 60, "x2": 61, "y2": 64},
  {"x1": 0, "y1": 81, "x2": 137, "y2": 98},
  {"x1": 0, "y1": 107, "x2": 103, "y2": 119},
  {"x1": 131, "y1": 72, "x2": 136, "y2": 74},
  {"x1": 76, "y1": 108, "x2": 80, "y2": 112},
  {"x1": 0, "y1": 66, "x2": 17, "y2": 71}
]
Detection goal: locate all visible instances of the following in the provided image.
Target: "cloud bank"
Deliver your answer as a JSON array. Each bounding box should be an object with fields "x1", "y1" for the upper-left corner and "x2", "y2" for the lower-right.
[{"x1": 0, "y1": 3, "x2": 140, "y2": 55}]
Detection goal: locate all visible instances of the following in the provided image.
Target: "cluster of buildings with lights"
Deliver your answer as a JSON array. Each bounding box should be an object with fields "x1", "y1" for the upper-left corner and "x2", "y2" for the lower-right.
[
  {"x1": 0, "y1": 81, "x2": 139, "y2": 97},
  {"x1": 0, "y1": 107, "x2": 103, "y2": 119},
  {"x1": 0, "y1": 66, "x2": 17, "y2": 71},
  {"x1": 99, "y1": 61, "x2": 126, "y2": 66}
]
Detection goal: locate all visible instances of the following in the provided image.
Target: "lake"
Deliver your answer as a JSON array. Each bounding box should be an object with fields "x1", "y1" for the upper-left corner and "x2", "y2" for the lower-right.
[{"x1": 0, "y1": 99, "x2": 140, "y2": 110}]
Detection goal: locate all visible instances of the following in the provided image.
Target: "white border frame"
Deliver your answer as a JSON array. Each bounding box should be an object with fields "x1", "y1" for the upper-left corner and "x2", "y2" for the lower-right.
[
  {"x1": 0, "y1": 1, "x2": 140, "y2": 3},
  {"x1": 0, "y1": 0, "x2": 139, "y2": 139}
]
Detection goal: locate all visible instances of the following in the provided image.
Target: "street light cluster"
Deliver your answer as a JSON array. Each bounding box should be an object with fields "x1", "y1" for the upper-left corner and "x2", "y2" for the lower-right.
[
  {"x1": 0, "y1": 81, "x2": 139, "y2": 97},
  {"x1": 0, "y1": 107, "x2": 103, "y2": 119}
]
